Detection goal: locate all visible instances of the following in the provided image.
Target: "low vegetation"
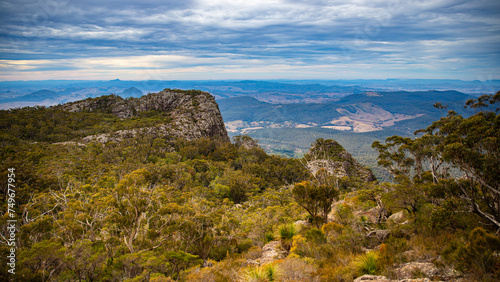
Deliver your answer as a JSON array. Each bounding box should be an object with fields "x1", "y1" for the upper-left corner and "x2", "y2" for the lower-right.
[{"x1": 0, "y1": 92, "x2": 498, "y2": 281}]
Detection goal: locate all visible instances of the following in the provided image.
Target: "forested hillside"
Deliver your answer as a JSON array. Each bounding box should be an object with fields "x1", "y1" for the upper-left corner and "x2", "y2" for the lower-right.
[{"x1": 0, "y1": 90, "x2": 499, "y2": 281}]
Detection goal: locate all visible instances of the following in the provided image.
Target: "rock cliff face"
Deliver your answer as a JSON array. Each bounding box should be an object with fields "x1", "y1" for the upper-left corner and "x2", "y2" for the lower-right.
[
  {"x1": 305, "y1": 138, "x2": 376, "y2": 182},
  {"x1": 59, "y1": 89, "x2": 230, "y2": 143}
]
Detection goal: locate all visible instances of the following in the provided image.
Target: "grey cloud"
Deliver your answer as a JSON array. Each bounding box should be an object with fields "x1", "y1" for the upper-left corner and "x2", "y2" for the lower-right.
[{"x1": 0, "y1": 0, "x2": 498, "y2": 79}]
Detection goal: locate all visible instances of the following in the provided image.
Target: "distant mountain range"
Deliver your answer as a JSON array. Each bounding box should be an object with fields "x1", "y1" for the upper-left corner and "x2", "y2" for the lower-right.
[{"x1": 1, "y1": 79, "x2": 498, "y2": 110}]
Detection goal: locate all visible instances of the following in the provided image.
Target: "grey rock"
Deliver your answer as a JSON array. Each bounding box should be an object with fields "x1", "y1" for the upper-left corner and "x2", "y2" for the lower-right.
[
  {"x1": 305, "y1": 138, "x2": 376, "y2": 183},
  {"x1": 247, "y1": 241, "x2": 286, "y2": 266},
  {"x1": 58, "y1": 89, "x2": 229, "y2": 143},
  {"x1": 354, "y1": 275, "x2": 391, "y2": 281},
  {"x1": 394, "y1": 262, "x2": 460, "y2": 281},
  {"x1": 366, "y1": 229, "x2": 391, "y2": 242},
  {"x1": 388, "y1": 210, "x2": 409, "y2": 225}
]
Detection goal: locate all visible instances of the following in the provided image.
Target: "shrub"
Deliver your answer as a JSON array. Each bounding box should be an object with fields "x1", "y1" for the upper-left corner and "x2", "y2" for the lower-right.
[
  {"x1": 278, "y1": 258, "x2": 317, "y2": 281},
  {"x1": 335, "y1": 203, "x2": 355, "y2": 226},
  {"x1": 279, "y1": 224, "x2": 297, "y2": 252},
  {"x1": 354, "y1": 251, "x2": 379, "y2": 276},
  {"x1": 243, "y1": 246, "x2": 262, "y2": 260},
  {"x1": 265, "y1": 232, "x2": 275, "y2": 243},
  {"x1": 443, "y1": 227, "x2": 500, "y2": 279},
  {"x1": 183, "y1": 255, "x2": 246, "y2": 281},
  {"x1": 289, "y1": 235, "x2": 307, "y2": 257},
  {"x1": 305, "y1": 228, "x2": 326, "y2": 244},
  {"x1": 237, "y1": 239, "x2": 254, "y2": 253},
  {"x1": 381, "y1": 237, "x2": 409, "y2": 265},
  {"x1": 322, "y1": 222, "x2": 344, "y2": 237},
  {"x1": 241, "y1": 263, "x2": 280, "y2": 281}
]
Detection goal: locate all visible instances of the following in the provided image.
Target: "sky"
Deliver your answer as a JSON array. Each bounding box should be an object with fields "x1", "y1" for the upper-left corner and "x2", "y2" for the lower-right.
[{"x1": 0, "y1": 0, "x2": 499, "y2": 81}]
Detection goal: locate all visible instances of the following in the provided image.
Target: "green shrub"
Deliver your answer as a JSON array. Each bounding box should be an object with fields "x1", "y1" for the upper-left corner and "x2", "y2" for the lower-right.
[
  {"x1": 305, "y1": 228, "x2": 326, "y2": 244},
  {"x1": 237, "y1": 239, "x2": 254, "y2": 253},
  {"x1": 443, "y1": 227, "x2": 500, "y2": 279},
  {"x1": 279, "y1": 224, "x2": 297, "y2": 240},
  {"x1": 279, "y1": 224, "x2": 297, "y2": 252},
  {"x1": 354, "y1": 251, "x2": 379, "y2": 276},
  {"x1": 242, "y1": 263, "x2": 280, "y2": 281},
  {"x1": 265, "y1": 232, "x2": 275, "y2": 243}
]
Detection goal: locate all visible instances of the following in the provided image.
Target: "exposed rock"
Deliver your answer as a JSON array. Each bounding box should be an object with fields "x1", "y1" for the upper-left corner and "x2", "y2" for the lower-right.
[
  {"x1": 247, "y1": 241, "x2": 286, "y2": 265},
  {"x1": 357, "y1": 206, "x2": 389, "y2": 224},
  {"x1": 388, "y1": 210, "x2": 409, "y2": 225},
  {"x1": 294, "y1": 220, "x2": 310, "y2": 227},
  {"x1": 395, "y1": 262, "x2": 439, "y2": 279},
  {"x1": 354, "y1": 275, "x2": 391, "y2": 281},
  {"x1": 366, "y1": 229, "x2": 390, "y2": 242},
  {"x1": 58, "y1": 89, "x2": 229, "y2": 143},
  {"x1": 233, "y1": 135, "x2": 260, "y2": 149},
  {"x1": 357, "y1": 207, "x2": 379, "y2": 224},
  {"x1": 52, "y1": 141, "x2": 86, "y2": 146},
  {"x1": 398, "y1": 279, "x2": 431, "y2": 282},
  {"x1": 354, "y1": 261, "x2": 461, "y2": 282},
  {"x1": 354, "y1": 275, "x2": 434, "y2": 282},
  {"x1": 304, "y1": 138, "x2": 376, "y2": 183},
  {"x1": 393, "y1": 262, "x2": 460, "y2": 281}
]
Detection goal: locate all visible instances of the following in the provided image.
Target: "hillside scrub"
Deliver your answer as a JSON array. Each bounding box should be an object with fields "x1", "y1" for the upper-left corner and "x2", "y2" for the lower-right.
[{"x1": 0, "y1": 91, "x2": 499, "y2": 281}]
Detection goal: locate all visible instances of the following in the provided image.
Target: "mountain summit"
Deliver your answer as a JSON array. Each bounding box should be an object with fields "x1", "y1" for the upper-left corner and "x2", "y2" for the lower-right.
[
  {"x1": 59, "y1": 88, "x2": 230, "y2": 143},
  {"x1": 305, "y1": 138, "x2": 376, "y2": 182}
]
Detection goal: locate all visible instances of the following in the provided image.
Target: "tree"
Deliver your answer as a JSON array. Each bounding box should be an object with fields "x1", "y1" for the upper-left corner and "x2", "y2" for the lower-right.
[
  {"x1": 62, "y1": 239, "x2": 107, "y2": 281},
  {"x1": 373, "y1": 91, "x2": 500, "y2": 228},
  {"x1": 209, "y1": 169, "x2": 258, "y2": 204},
  {"x1": 19, "y1": 239, "x2": 65, "y2": 281},
  {"x1": 107, "y1": 169, "x2": 182, "y2": 253},
  {"x1": 292, "y1": 169, "x2": 341, "y2": 227},
  {"x1": 424, "y1": 92, "x2": 500, "y2": 227}
]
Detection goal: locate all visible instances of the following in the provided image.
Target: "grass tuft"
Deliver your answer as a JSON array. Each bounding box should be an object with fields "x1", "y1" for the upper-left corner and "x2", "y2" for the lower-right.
[{"x1": 354, "y1": 251, "x2": 379, "y2": 276}]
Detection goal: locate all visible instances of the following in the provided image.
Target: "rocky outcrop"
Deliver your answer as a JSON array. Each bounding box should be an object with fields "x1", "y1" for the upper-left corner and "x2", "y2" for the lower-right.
[
  {"x1": 393, "y1": 262, "x2": 460, "y2": 281},
  {"x1": 354, "y1": 275, "x2": 391, "y2": 281},
  {"x1": 247, "y1": 241, "x2": 286, "y2": 266},
  {"x1": 354, "y1": 262, "x2": 461, "y2": 282},
  {"x1": 388, "y1": 210, "x2": 409, "y2": 225},
  {"x1": 305, "y1": 138, "x2": 376, "y2": 182},
  {"x1": 59, "y1": 89, "x2": 230, "y2": 143}
]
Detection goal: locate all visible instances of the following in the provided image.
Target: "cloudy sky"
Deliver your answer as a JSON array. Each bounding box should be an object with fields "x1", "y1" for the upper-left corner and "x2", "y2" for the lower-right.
[{"x1": 0, "y1": 0, "x2": 499, "y2": 81}]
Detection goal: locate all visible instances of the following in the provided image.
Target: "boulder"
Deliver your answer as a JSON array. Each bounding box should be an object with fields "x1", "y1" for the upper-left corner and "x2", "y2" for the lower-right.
[
  {"x1": 393, "y1": 261, "x2": 460, "y2": 280},
  {"x1": 354, "y1": 275, "x2": 390, "y2": 281},
  {"x1": 388, "y1": 210, "x2": 408, "y2": 225},
  {"x1": 367, "y1": 229, "x2": 390, "y2": 242},
  {"x1": 247, "y1": 241, "x2": 286, "y2": 265}
]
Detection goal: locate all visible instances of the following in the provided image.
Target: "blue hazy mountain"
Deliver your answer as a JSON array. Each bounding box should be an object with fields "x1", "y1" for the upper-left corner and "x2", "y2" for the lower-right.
[
  {"x1": 2, "y1": 79, "x2": 495, "y2": 109},
  {"x1": 119, "y1": 87, "x2": 144, "y2": 98},
  {"x1": 0, "y1": 89, "x2": 59, "y2": 103}
]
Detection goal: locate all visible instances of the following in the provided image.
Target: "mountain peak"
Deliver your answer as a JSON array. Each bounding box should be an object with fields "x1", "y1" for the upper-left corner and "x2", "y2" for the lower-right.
[
  {"x1": 60, "y1": 88, "x2": 230, "y2": 143},
  {"x1": 305, "y1": 138, "x2": 376, "y2": 182},
  {"x1": 120, "y1": 87, "x2": 143, "y2": 98}
]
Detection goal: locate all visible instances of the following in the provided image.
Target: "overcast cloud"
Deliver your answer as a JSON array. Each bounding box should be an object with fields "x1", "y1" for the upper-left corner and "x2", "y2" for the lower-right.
[{"x1": 0, "y1": 0, "x2": 498, "y2": 80}]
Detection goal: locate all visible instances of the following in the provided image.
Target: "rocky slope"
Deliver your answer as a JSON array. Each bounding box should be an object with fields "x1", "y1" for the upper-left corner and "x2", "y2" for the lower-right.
[
  {"x1": 304, "y1": 138, "x2": 376, "y2": 182},
  {"x1": 59, "y1": 89, "x2": 230, "y2": 143}
]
